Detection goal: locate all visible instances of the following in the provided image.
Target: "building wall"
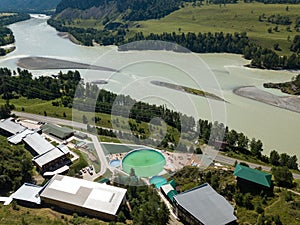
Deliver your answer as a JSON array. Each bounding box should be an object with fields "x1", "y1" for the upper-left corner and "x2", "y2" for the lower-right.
[
  {"x1": 41, "y1": 196, "x2": 117, "y2": 221},
  {"x1": 34, "y1": 154, "x2": 69, "y2": 173},
  {"x1": 173, "y1": 199, "x2": 203, "y2": 225},
  {"x1": 236, "y1": 177, "x2": 272, "y2": 194}
]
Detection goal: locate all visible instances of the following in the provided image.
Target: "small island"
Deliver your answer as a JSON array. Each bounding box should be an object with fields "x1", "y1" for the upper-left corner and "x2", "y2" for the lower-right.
[
  {"x1": 263, "y1": 74, "x2": 300, "y2": 96},
  {"x1": 150, "y1": 80, "x2": 226, "y2": 102}
]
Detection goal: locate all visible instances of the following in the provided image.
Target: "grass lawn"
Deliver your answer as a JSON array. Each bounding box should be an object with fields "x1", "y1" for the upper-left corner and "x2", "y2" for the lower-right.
[
  {"x1": 0, "y1": 204, "x2": 109, "y2": 225},
  {"x1": 101, "y1": 142, "x2": 142, "y2": 154},
  {"x1": 130, "y1": 2, "x2": 300, "y2": 55}
]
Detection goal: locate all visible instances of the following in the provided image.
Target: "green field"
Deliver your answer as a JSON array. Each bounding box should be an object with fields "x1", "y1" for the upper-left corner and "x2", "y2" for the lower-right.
[{"x1": 129, "y1": 2, "x2": 300, "y2": 55}]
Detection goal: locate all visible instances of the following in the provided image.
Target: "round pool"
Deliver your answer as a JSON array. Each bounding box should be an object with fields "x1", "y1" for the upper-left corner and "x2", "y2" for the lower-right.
[
  {"x1": 122, "y1": 149, "x2": 166, "y2": 177},
  {"x1": 109, "y1": 159, "x2": 121, "y2": 167}
]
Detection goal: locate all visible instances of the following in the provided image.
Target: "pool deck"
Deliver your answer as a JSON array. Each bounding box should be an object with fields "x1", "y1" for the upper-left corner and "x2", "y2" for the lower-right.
[{"x1": 108, "y1": 148, "x2": 201, "y2": 176}]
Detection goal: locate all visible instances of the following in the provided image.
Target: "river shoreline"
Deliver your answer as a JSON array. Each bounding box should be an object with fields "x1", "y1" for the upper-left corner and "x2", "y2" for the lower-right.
[{"x1": 233, "y1": 86, "x2": 300, "y2": 114}]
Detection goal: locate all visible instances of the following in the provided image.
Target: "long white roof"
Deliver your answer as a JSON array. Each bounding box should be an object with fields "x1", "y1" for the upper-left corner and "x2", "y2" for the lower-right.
[
  {"x1": 0, "y1": 117, "x2": 26, "y2": 135},
  {"x1": 23, "y1": 132, "x2": 55, "y2": 155},
  {"x1": 40, "y1": 175, "x2": 127, "y2": 216},
  {"x1": 33, "y1": 148, "x2": 66, "y2": 168}
]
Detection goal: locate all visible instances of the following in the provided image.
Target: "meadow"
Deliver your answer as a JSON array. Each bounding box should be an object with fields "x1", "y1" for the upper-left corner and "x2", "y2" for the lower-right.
[{"x1": 130, "y1": 2, "x2": 300, "y2": 55}]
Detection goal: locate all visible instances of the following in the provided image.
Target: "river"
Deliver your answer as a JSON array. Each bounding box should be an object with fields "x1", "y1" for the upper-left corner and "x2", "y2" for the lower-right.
[{"x1": 0, "y1": 15, "x2": 299, "y2": 158}]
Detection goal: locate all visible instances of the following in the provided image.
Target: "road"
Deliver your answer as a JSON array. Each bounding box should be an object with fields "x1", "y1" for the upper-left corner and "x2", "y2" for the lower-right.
[
  {"x1": 13, "y1": 111, "x2": 300, "y2": 180},
  {"x1": 88, "y1": 133, "x2": 111, "y2": 175},
  {"x1": 13, "y1": 111, "x2": 87, "y2": 130}
]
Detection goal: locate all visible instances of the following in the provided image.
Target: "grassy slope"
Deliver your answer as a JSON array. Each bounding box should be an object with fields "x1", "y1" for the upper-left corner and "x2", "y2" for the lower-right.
[
  {"x1": 0, "y1": 204, "x2": 110, "y2": 225},
  {"x1": 129, "y1": 2, "x2": 300, "y2": 55}
]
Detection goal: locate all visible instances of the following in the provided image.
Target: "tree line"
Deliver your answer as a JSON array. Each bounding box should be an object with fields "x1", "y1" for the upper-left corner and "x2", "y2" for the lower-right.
[
  {"x1": 0, "y1": 68, "x2": 81, "y2": 101},
  {"x1": 198, "y1": 119, "x2": 298, "y2": 170}
]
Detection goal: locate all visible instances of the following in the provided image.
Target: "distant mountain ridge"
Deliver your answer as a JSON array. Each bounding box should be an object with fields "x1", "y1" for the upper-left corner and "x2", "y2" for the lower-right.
[
  {"x1": 56, "y1": 0, "x2": 184, "y2": 21},
  {"x1": 0, "y1": 0, "x2": 61, "y2": 13}
]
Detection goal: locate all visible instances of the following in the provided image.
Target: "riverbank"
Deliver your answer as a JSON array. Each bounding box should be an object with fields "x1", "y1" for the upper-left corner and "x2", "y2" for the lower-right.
[
  {"x1": 234, "y1": 86, "x2": 300, "y2": 114},
  {"x1": 17, "y1": 56, "x2": 117, "y2": 71},
  {"x1": 57, "y1": 32, "x2": 81, "y2": 45}
]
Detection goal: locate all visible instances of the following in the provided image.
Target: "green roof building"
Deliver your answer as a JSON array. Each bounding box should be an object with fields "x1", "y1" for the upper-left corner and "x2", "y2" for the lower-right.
[
  {"x1": 161, "y1": 183, "x2": 178, "y2": 202},
  {"x1": 42, "y1": 124, "x2": 73, "y2": 140},
  {"x1": 233, "y1": 164, "x2": 272, "y2": 188}
]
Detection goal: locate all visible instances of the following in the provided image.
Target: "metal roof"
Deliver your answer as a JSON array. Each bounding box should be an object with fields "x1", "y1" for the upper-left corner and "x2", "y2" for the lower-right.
[
  {"x1": 40, "y1": 175, "x2": 127, "y2": 216},
  {"x1": 7, "y1": 129, "x2": 35, "y2": 144},
  {"x1": 174, "y1": 183, "x2": 236, "y2": 225},
  {"x1": 0, "y1": 117, "x2": 26, "y2": 135},
  {"x1": 23, "y1": 132, "x2": 55, "y2": 155},
  {"x1": 57, "y1": 144, "x2": 70, "y2": 155},
  {"x1": 233, "y1": 164, "x2": 272, "y2": 188},
  {"x1": 12, "y1": 183, "x2": 43, "y2": 205},
  {"x1": 42, "y1": 124, "x2": 73, "y2": 139},
  {"x1": 33, "y1": 148, "x2": 66, "y2": 168}
]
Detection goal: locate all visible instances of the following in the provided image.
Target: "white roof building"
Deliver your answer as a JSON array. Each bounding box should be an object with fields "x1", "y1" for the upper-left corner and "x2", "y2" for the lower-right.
[
  {"x1": 23, "y1": 132, "x2": 55, "y2": 155},
  {"x1": 8, "y1": 129, "x2": 35, "y2": 144},
  {"x1": 32, "y1": 147, "x2": 68, "y2": 170},
  {"x1": 40, "y1": 175, "x2": 127, "y2": 220},
  {"x1": 12, "y1": 183, "x2": 44, "y2": 205},
  {"x1": 0, "y1": 117, "x2": 26, "y2": 135}
]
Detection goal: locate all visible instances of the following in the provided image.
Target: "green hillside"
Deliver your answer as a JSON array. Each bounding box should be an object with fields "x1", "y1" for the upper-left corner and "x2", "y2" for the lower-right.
[
  {"x1": 132, "y1": 2, "x2": 300, "y2": 55},
  {"x1": 54, "y1": 2, "x2": 300, "y2": 56}
]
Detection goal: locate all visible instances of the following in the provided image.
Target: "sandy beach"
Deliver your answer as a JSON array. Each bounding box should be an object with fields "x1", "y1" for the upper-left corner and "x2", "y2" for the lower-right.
[
  {"x1": 234, "y1": 86, "x2": 300, "y2": 113},
  {"x1": 17, "y1": 56, "x2": 117, "y2": 71}
]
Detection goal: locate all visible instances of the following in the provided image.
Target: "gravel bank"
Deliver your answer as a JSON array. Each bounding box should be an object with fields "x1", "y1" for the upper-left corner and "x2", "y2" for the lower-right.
[
  {"x1": 17, "y1": 56, "x2": 117, "y2": 71},
  {"x1": 234, "y1": 86, "x2": 300, "y2": 113}
]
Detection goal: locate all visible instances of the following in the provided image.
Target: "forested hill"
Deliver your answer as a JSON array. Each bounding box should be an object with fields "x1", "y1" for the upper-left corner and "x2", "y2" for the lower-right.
[
  {"x1": 56, "y1": 0, "x2": 184, "y2": 21},
  {"x1": 0, "y1": 0, "x2": 61, "y2": 13}
]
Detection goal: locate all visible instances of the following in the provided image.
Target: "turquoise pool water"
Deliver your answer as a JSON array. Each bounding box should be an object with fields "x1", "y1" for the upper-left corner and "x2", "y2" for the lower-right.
[
  {"x1": 150, "y1": 176, "x2": 167, "y2": 188},
  {"x1": 122, "y1": 149, "x2": 166, "y2": 177}
]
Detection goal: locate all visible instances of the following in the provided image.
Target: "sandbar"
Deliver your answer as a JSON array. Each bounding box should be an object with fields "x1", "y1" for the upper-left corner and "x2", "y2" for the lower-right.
[
  {"x1": 234, "y1": 86, "x2": 300, "y2": 113},
  {"x1": 17, "y1": 56, "x2": 117, "y2": 72}
]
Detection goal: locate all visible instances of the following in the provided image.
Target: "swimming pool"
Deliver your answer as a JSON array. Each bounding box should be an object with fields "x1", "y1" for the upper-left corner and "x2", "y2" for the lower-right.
[
  {"x1": 122, "y1": 149, "x2": 166, "y2": 177},
  {"x1": 109, "y1": 159, "x2": 121, "y2": 167}
]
